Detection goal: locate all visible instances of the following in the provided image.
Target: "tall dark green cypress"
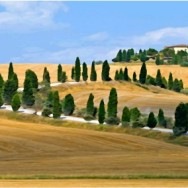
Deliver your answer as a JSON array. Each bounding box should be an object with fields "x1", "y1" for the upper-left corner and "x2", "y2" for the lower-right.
[
  {"x1": 0, "y1": 88, "x2": 4, "y2": 107},
  {"x1": 90, "y1": 61, "x2": 97, "y2": 81},
  {"x1": 22, "y1": 78, "x2": 35, "y2": 107},
  {"x1": 155, "y1": 55, "x2": 161, "y2": 65},
  {"x1": 0, "y1": 74, "x2": 4, "y2": 88},
  {"x1": 114, "y1": 70, "x2": 119, "y2": 81},
  {"x1": 43, "y1": 67, "x2": 51, "y2": 84},
  {"x1": 64, "y1": 94, "x2": 75, "y2": 115},
  {"x1": 3, "y1": 79, "x2": 17, "y2": 104},
  {"x1": 139, "y1": 62, "x2": 147, "y2": 84},
  {"x1": 122, "y1": 50, "x2": 126, "y2": 62},
  {"x1": 168, "y1": 72, "x2": 173, "y2": 90},
  {"x1": 116, "y1": 50, "x2": 122, "y2": 62},
  {"x1": 12, "y1": 73, "x2": 19, "y2": 91},
  {"x1": 53, "y1": 91, "x2": 61, "y2": 118},
  {"x1": 82, "y1": 62, "x2": 88, "y2": 81},
  {"x1": 86, "y1": 93, "x2": 95, "y2": 116},
  {"x1": 102, "y1": 60, "x2": 111, "y2": 81},
  {"x1": 125, "y1": 50, "x2": 131, "y2": 62},
  {"x1": 156, "y1": 69, "x2": 163, "y2": 87},
  {"x1": 25, "y1": 70, "x2": 38, "y2": 90},
  {"x1": 107, "y1": 88, "x2": 118, "y2": 118},
  {"x1": 71, "y1": 67, "x2": 75, "y2": 80},
  {"x1": 123, "y1": 67, "x2": 129, "y2": 81},
  {"x1": 61, "y1": 71, "x2": 67, "y2": 83},
  {"x1": 157, "y1": 108, "x2": 167, "y2": 128},
  {"x1": 147, "y1": 112, "x2": 157, "y2": 128},
  {"x1": 75, "y1": 57, "x2": 81, "y2": 82},
  {"x1": 173, "y1": 78, "x2": 181, "y2": 92},
  {"x1": 8, "y1": 62, "x2": 14, "y2": 80},
  {"x1": 57, "y1": 64, "x2": 63, "y2": 82},
  {"x1": 133, "y1": 71, "x2": 137, "y2": 82},
  {"x1": 98, "y1": 99, "x2": 105, "y2": 124},
  {"x1": 119, "y1": 68, "x2": 124, "y2": 80},
  {"x1": 121, "y1": 106, "x2": 130, "y2": 126}
]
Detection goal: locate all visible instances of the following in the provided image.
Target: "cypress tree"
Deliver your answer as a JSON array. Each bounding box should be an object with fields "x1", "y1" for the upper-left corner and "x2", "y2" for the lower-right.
[
  {"x1": 157, "y1": 108, "x2": 167, "y2": 128},
  {"x1": 168, "y1": 72, "x2": 173, "y2": 90},
  {"x1": 123, "y1": 67, "x2": 129, "y2": 81},
  {"x1": 82, "y1": 62, "x2": 88, "y2": 81},
  {"x1": 57, "y1": 64, "x2": 63, "y2": 82},
  {"x1": 107, "y1": 88, "x2": 118, "y2": 118},
  {"x1": 86, "y1": 93, "x2": 95, "y2": 116},
  {"x1": 98, "y1": 99, "x2": 105, "y2": 124},
  {"x1": 122, "y1": 50, "x2": 126, "y2": 62},
  {"x1": 155, "y1": 55, "x2": 161, "y2": 65},
  {"x1": 90, "y1": 61, "x2": 97, "y2": 81},
  {"x1": 25, "y1": 70, "x2": 38, "y2": 90},
  {"x1": 0, "y1": 89, "x2": 4, "y2": 107},
  {"x1": 0, "y1": 74, "x2": 4, "y2": 88},
  {"x1": 43, "y1": 67, "x2": 51, "y2": 84},
  {"x1": 173, "y1": 103, "x2": 188, "y2": 135},
  {"x1": 125, "y1": 50, "x2": 131, "y2": 62},
  {"x1": 61, "y1": 71, "x2": 67, "y2": 83},
  {"x1": 139, "y1": 62, "x2": 147, "y2": 84},
  {"x1": 140, "y1": 53, "x2": 147, "y2": 63},
  {"x1": 8, "y1": 62, "x2": 14, "y2": 80},
  {"x1": 22, "y1": 78, "x2": 35, "y2": 107},
  {"x1": 173, "y1": 78, "x2": 181, "y2": 92},
  {"x1": 75, "y1": 57, "x2": 81, "y2": 82},
  {"x1": 147, "y1": 112, "x2": 157, "y2": 128},
  {"x1": 12, "y1": 73, "x2": 19, "y2": 91},
  {"x1": 71, "y1": 67, "x2": 75, "y2": 80},
  {"x1": 3, "y1": 79, "x2": 17, "y2": 104},
  {"x1": 64, "y1": 94, "x2": 75, "y2": 115},
  {"x1": 45, "y1": 91, "x2": 54, "y2": 109},
  {"x1": 121, "y1": 106, "x2": 130, "y2": 126},
  {"x1": 119, "y1": 68, "x2": 124, "y2": 80},
  {"x1": 11, "y1": 93, "x2": 21, "y2": 111},
  {"x1": 133, "y1": 71, "x2": 137, "y2": 82},
  {"x1": 179, "y1": 79, "x2": 184, "y2": 90},
  {"x1": 116, "y1": 50, "x2": 122, "y2": 62},
  {"x1": 114, "y1": 70, "x2": 119, "y2": 81},
  {"x1": 53, "y1": 91, "x2": 61, "y2": 118},
  {"x1": 156, "y1": 69, "x2": 163, "y2": 87},
  {"x1": 102, "y1": 60, "x2": 111, "y2": 81},
  {"x1": 130, "y1": 107, "x2": 141, "y2": 121}
]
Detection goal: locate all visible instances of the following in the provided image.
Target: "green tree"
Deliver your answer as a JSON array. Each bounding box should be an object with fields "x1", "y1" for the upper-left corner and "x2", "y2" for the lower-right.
[
  {"x1": 123, "y1": 67, "x2": 129, "y2": 81},
  {"x1": 147, "y1": 112, "x2": 157, "y2": 128},
  {"x1": 11, "y1": 93, "x2": 21, "y2": 111},
  {"x1": 168, "y1": 72, "x2": 173, "y2": 90},
  {"x1": 157, "y1": 108, "x2": 167, "y2": 128},
  {"x1": 0, "y1": 89, "x2": 4, "y2": 107},
  {"x1": 57, "y1": 64, "x2": 63, "y2": 82},
  {"x1": 43, "y1": 67, "x2": 51, "y2": 84},
  {"x1": 12, "y1": 73, "x2": 19, "y2": 91},
  {"x1": 156, "y1": 69, "x2": 163, "y2": 87},
  {"x1": 121, "y1": 106, "x2": 130, "y2": 126},
  {"x1": 22, "y1": 78, "x2": 35, "y2": 107},
  {"x1": 75, "y1": 57, "x2": 81, "y2": 82},
  {"x1": 113, "y1": 49, "x2": 122, "y2": 62},
  {"x1": 82, "y1": 62, "x2": 88, "y2": 81},
  {"x1": 179, "y1": 79, "x2": 184, "y2": 90},
  {"x1": 25, "y1": 69, "x2": 38, "y2": 90},
  {"x1": 61, "y1": 71, "x2": 67, "y2": 83},
  {"x1": 173, "y1": 78, "x2": 181, "y2": 92},
  {"x1": 139, "y1": 62, "x2": 147, "y2": 84},
  {"x1": 122, "y1": 50, "x2": 126, "y2": 62},
  {"x1": 114, "y1": 70, "x2": 120, "y2": 80},
  {"x1": 45, "y1": 91, "x2": 54, "y2": 109},
  {"x1": 86, "y1": 93, "x2": 95, "y2": 116},
  {"x1": 3, "y1": 79, "x2": 17, "y2": 104},
  {"x1": 133, "y1": 72, "x2": 137, "y2": 82},
  {"x1": 125, "y1": 50, "x2": 131, "y2": 62},
  {"x1": 102, "y1": 60, "x2": 111, "y2": 81},
  {"x1": 63, "y1": 94, "x2": 75, "y2": 115},
  {"x1": 130, "y1": 107, "x2": 141, "y2": 121},
  {"x1": 53, "y1": 91, "x2": 61, "y2": 118},
  {"x1": 173, "y1": 103, "x2": 188, "y2": 136},
  {"x1": 90, "y1": 61, "x2": 97, "y2": 81},
  {"x1": 119, "y1": 68, "x2": 124, "y2": 80},
  {"x1": 147, "y1": 48, "x2": 158, "y2": 56},
  {"x1": 107, "y1": 88, "x2": 118, "y2": 118},
  {"x1": 8, "y1": 62, "x2": 14, "y2": 80},
  {"x1": 155, "y1": 55, "x2": 161, "y2": 65},
  {"x1": 146, "y1": 75, "x2": 156, "y2": 85},
  {"x1": 71, "y1": 67, "x2": 75, "y2": 80},
  {"x1": 140, "y1": 53, "x2": 148, "y2": 63},
  {"x1": 0, "y1": 74, "x2": 4, "y2": 88},
  {"x1": 98, "y1": 99, "x2": 105, "y2": 124}
]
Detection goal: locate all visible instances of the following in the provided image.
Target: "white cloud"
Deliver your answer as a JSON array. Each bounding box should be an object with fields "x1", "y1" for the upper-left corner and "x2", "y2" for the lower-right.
[
  {"x1": 0, "y1": 1, "x2": 68, "y2": 32},
  {"x1": 85, "y1": 32, "x2": 109, "y2": 42},
  {"x1": 132, "y1": 27, "x2": 188, "y2": 46}
]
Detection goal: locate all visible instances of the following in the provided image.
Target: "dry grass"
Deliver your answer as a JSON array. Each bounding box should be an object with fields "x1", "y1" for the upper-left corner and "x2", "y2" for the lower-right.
[
  {"x1": 0, "y1": 115, "x2": 187, "y2": 177},
  {"x1": 0, "y1": 179, "x2": 188, "y2": 187}
]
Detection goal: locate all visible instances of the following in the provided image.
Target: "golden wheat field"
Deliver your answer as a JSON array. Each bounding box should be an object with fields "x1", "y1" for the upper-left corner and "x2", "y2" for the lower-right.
[{"x1": 0, "y1": 115, "x2": 187, "y2": 177}]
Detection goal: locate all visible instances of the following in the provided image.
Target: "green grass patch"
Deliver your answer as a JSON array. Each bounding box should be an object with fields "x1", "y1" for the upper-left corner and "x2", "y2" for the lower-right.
[{"x1": 0, "y1": 110, "x2": 187, "y2": 147}]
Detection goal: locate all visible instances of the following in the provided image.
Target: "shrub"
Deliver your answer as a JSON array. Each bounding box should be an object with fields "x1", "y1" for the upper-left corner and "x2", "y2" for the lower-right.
[
  {"x1": 11, "y1": 93, "x2": 21, "y2": 111},
  {"x1": 132, "y1": 121, "x2": 145, "y2": 128},
  {"x1": 180, "y1": 61, "x2": 188, "y2": 67},
  {"x1": 130, "y1": 107, "x2": 141, "y2": 121},
  {"x1": 105, "y1": 117, "x2": 120, "y2": 125},
  {"x1": 173, "y1": 126, "x2": 187, "y2": 136},
  {"x1": 84, "y1": 114, "x2": 95, "y2": 121},
  {"x1": 42, "y1": 108, "x2": 52, "y2": 117}
]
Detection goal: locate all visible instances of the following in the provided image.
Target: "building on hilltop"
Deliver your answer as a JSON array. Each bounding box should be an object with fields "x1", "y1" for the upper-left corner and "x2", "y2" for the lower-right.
[{"x1": 164, "y1": 44, "x2": 188, "y2": 54}]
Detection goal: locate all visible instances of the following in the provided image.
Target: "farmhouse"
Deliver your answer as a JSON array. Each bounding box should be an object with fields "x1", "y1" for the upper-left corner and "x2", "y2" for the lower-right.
[{"x1": 164, "y1": 44, "x2": 188, "y2": 54}]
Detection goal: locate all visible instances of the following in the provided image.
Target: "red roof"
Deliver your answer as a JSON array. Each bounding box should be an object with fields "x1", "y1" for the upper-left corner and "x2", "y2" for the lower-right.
[{"x1": 165, "y1": 44, "x2": 188, "y2": 48}]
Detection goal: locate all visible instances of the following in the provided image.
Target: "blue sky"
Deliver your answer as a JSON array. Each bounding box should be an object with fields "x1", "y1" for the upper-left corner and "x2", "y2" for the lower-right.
[{"x1": 1, "y1": 1, "x2": 188, "y2": 64}]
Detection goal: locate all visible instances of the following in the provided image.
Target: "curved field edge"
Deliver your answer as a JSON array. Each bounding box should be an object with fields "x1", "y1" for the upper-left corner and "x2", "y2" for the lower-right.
[{"x1": 0, "y1": 110, "x2": 187, "y2": 147}]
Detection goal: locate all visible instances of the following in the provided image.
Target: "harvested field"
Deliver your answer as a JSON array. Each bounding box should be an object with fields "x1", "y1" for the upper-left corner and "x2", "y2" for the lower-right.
[{"x1": 0, "y1": 116, "x2": 187, "y2": 177}]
